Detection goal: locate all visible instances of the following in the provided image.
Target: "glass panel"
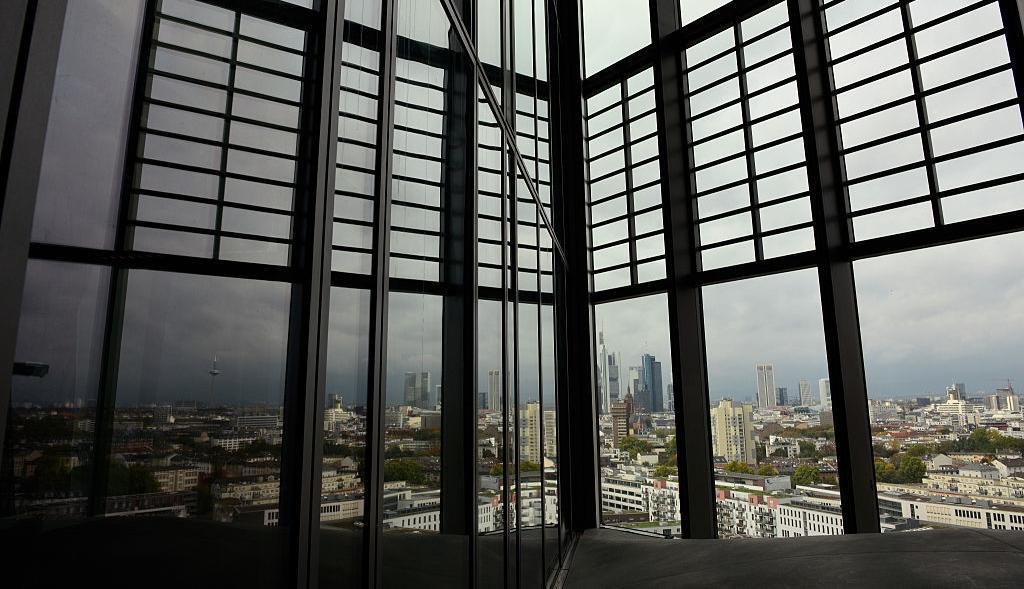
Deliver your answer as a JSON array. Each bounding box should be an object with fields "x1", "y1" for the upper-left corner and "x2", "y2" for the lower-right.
[
  {"x1": 856, "y1": 232, "x2": 1024, "y2": 533},
  {"x1": 107, "y1": 270, "x2": 291, "y2": 585},
  {"x1": 477, "y1": 299, "x2": 506, "y2": 587},
  {"x1": 319, "y1": 288, "x2": 371, "y2": 586},
  {"x1": 31, "y1": 0, "x2": 146, "y2": 249},
  {"x1": 581, "y1": 0, "x2": 652, "y2": 77},
  {"x1": 1, "y1": 262, "x2": 109, "y2": 519},
  {"x1": 703, "y1": 270, "x2": 843, "y2": 539},
  {"x1": 593, "y1": 294, "x2": 680, "y2": 537}
]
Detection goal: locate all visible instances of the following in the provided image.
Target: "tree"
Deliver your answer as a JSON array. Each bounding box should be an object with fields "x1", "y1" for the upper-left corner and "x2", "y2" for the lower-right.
[
  {"x1": 520, "y1": 460, "x2": 542, "y2": 472},
  {"x1": 383, "y1": 459, "x2": 426, "y2": 485},
  {"x1": 653, "y1": 464, "x2": 677, "y2": 478},
  {"x1": 724, "y1": 460, "x2": 754, "y2": 474},
  {"x1": 798, "y1": 440, "x2": 818, "y2": 459},
  {"x1": 906, "y1": 444, "x2": 930, "y2": 458},
  {"x1": 757, "y1": 464, "x2": 779, "y2": 476},
  {"x1": 107, "y1": 463, "x2": 160, "y2": 495},
  {"x1": 874, "y1": 458, "x2": 898, "y2": 484},
  {"x1": 770, "y1": 448, "x2": 788, "y2": 458},
  {"x1": 792, "y1": 464, "x2": 821, "y2": 486},
  {"x1": 898, "y1": 456, "x2": 926, "y2": 483},
  {"x1": 619, "y1": 436, "x2": 652, "y2": 459}
]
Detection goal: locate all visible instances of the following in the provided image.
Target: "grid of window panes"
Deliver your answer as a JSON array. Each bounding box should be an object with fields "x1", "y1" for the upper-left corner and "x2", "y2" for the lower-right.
[
  {"x1": 333, "y1": 8, "x2": 381, "y2": 275},
  {"x1": 130, "y1": 0, "x2": 307, "y2": 265},
  {"x1": 685, "y1": 1, "x2": 814, "y2": 271},
  {"x1": 822, "y1": 0, "x2": 1024, "y2": 240},
  {"x1": 585, "y1": 67, "x2": 668, "y2": 292}
]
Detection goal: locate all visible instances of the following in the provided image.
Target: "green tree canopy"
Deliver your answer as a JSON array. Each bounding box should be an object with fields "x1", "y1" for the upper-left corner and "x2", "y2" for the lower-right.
[
  {"x1": 620, "y1": 436, "x2": 653, "y2": 459},
  {"x1": 757, "y1": 464, "x2": 779, "y2": 476},
  {"x1": 724, "y1": 460, "x2": 754, "y2": 474},
  {"x1": 653, "y1": 464, "x2": 677, "y2": 478},
  {"x1": 792, "y1": 464, "x2": 821, "y2": 486},
  {"x1": 898, "y1": 456, "x2": 927, "y2": 483},
  {"x1": 383, "y1": 459, "x2": 426, "y2": 485}
]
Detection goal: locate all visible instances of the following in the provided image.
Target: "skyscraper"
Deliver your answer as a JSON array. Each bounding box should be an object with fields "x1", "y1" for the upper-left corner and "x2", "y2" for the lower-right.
[
  {"x1": 628, "y1": 365, "x2": 647, "y2": 411},
  {"x1": 610, "y1": 392, "x2": 633, "y2": 448},
  {"x1": 641, "y1": 354, "x2": 664, "y2": 412},
  {"x1": 598, "y1": 331, "x2": 610, "y2": 413},
  {"x1": 819, "y1": 378, "x2": 831, "y2": 408},
  {"x1": 755, "y1": 364, "x2": 776, "y2": 408},
  {"x1": 799, "y1": 379, "x2": 814, "y2": 406},
  {"x1": 487, "y1": 369, "x2": 501, "y2": 412},
  {"x1": 404, "y1": 372, "x2": 431, "y2": 409},
  {"x1": 710, "y1": 398, "x2": 755, "y2": 463},
  {"x1": 607, "y1": 352, "x2": 621, "y2": 404},
  {"x1": 524, "y1": 401, "x2": 542, "y2": 463},
  {"x1": 776, "y1": 387, "x2": 788, "y2": 407}
]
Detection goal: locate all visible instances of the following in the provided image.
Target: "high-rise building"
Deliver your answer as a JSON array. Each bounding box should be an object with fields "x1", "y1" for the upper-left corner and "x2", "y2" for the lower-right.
[
  {"x1": 755, "y1": 364, "x2": 776, "y2": 408},
  {"x1": 524, "y1": 401, "x2": 542, "y2": 463},
  {"x1": 607, "y1": 352, "x2": 621, "y2": 404},
  {"x1": 404, "y1": 372, "x2": 431, "y2": 409},
  {"x1": 628, "y1": 366, "x2": 647, "y2": 411},
  {"x1": 610, "y1": 392, "x2": 633, "y2": 448},
  {"x1": 641, "y1": 354, "x2": 664, "y2": 412},
  {"x1": 947, "y1": 383, "x2": 964, "y2": 402},
  {"x1": 596, "y1": 331, "x2": 609, "y2": 414},
  {"x1": 543, "y1": 409, "x2": 557, "y2": 459},
  {"x1": 710, "y1": 398, "x2": 755, "y2": 464},
  {"x1": 487, "y1": 369, "x2": 501, "y2": 412},
  {"x1": 819, "y1": 378, "x2": 831, "y2": 408},
  {"x1": 776, "y1": 387, "x2": 788, "y2": 407},
  {"x1": 799, "y1": 379, "x2": 814, "y2": 406},
  {"x1": 985, "y1": 394, "x2": 1003, "y2": 411}
]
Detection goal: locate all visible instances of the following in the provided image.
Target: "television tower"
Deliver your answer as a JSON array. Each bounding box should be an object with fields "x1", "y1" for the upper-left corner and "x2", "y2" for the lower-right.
[{"x1": 208, "y1": 355, "x2": 221, "y2": 404}]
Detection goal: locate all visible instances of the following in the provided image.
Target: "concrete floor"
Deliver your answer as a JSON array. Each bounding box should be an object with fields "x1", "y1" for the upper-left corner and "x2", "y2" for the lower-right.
[{"x1": 563, "y1": 527, "x2": 1024, "y2": 588}]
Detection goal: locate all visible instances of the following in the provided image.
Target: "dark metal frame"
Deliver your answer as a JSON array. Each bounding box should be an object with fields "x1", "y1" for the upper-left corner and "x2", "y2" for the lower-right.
[{"x1": 576, "y1": 0, "x2": 1024, "y2": 539}]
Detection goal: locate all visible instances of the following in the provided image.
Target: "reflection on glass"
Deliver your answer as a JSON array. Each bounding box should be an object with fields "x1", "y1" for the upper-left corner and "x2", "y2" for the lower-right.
[
  {"x1": 101, "y1": 269, "x2": 291, "y2": 585},
  {"x1": 703, "y1": 270, "x2": 843, "y2": 539},
  {"x1": 319, "y1": 288, "x2": 371, "y2": 586},
  {"x1": 31, "y1": 0, "x2": 145, "y2": 249},
  {"x1": 593, "y1": 294, "x2": 680, "y2": 536},
  {"x1": 1, "y1": 262, "x2": 109, "y2": 518},
  {"x1": 856, "y1": 232, "x2": 1024, "y2": 533},
  {"x1": 477, "y1": 299, "x2": 505, "y2": 587}
]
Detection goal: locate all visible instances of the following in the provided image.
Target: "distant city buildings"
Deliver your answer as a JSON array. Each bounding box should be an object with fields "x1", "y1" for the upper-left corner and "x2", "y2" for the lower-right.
[
  {"x1": 799, "y1": 379, "x2": 814, "y2": 406},
  {"x1": 404, "y1": 372, "x2": 431, "y2": 409},
  {"x1": 818, "y1": 378, "x2": 831, "y2": 408},
  {"x1": 487, "y1": 369, "x2": 500, "y2": 412},
  {"x1": 755, "y1": 364, "x2": 776, "y2": 408},
  {"x1": 610, "y1": 393, "x2": 633, "y2": 448}
]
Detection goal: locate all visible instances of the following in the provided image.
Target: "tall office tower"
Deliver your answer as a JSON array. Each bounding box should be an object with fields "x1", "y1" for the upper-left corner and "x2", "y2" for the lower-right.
[
  {"x1": 525, "y1": 401, "x2": 542, "y2": 463},
  {"x1": 435, "y1": 385, "x2": 442, "y2": 409},
  {"x1": 488, "y1": 369, "x2": 501, "y2": 412},
  {"x1": 597, "y1": 331, "x2": 611, "y2": 414},
  {"x1": 628, "y1": 366, "x2": 648, "y2": 411},
  {"x1": 799, "y1": 379, "x2": 814, "y2": 406},
  {"x1": 710, "y1": 398, "x2": 755, "y2": 464},
  {"x1": 947, "y1": 383, "x2": 963, "y2": 402},
  {"x1": 610, "y1": 392, "x2": 633, "y2": 449},
  {"x1": 986, "y1": 394, "x2": 1003, "y2": 411},
  {"x1": 665, "y1": 381, "x2": 674, "y2": 412},
  {"x1": 607, "y1": 352, "x2": 621, "y2": 404},
  {"x1": 755, "y1": 364, "x2": 776, "y2": 408},
  {"x1": 543, "y1": 409, "x2": 557, "y2": 459},
  {"x1": 641, "y1": 354, "x2": 664, "y2": 412},
  {"x1": 404, "y1": 372, "x2": 431, "y2": 409},
  {"x1": 819, "y1": 378, "x2": 832, "y2": 408},
  {"x1": 776, "y1": 387, "x2": 788, "y2": 407},
  {"x1": 1007, "y1": 394, "x2": 1021, "y2": 412}
]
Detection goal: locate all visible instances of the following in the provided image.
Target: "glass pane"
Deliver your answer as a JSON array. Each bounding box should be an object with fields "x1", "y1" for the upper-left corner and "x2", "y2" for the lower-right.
[
  {"x1": 593, "y1": 294, "x2": 680, "y2": 536},
  {"x1": 856, "y1": 232, "x2": 1024, "y2": 533},
  {"x1": 703, "y1": 270, "x2": 844, "y2": 539},
  {"x1": 581, "y1": 0, "x2": 651, "y2": 77},
  {"x1": 1, "y1": 262, "x2": 109, "y2": 518},
  {"x1": 109, "y1": 269, "x2": 291, "y2": 585},
  {"x1": 319, "y1": 288, "x2": 372, "y2": 586},
  {"x1": 31, "y1": 0, "x2": 145, "y2": 249}
]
